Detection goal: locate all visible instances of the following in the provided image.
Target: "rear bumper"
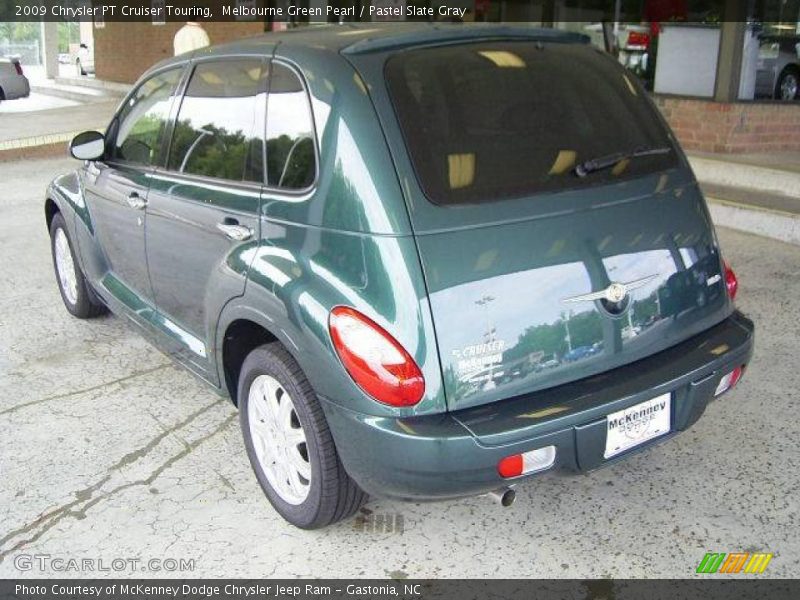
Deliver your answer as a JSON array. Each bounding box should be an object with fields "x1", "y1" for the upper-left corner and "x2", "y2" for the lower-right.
[{"x1": 319, "y1": 311, "x2": 754, "y2": 500}]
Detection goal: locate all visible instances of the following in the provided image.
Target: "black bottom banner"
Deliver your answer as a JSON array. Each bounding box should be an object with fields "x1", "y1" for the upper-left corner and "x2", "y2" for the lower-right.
[{"x1": 2, "y1": 580, "x2": 800, "y2": 600}]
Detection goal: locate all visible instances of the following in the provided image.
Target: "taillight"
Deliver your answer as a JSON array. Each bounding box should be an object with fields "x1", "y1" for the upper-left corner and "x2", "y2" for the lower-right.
[
  {"x1": 715, "y1": 365, "x2": 744, "y2": 397},
  {"x1": 724, "y1": 260, "x2": 738, "y2": 300},
  {"x1": 329, "y1": 306, "x2": 424, "y2": 407},
  {"x1": 627, "y1": 31, "x2": 651, "y2": 48},
  {"x1": 497, "y1": 446, "x2": 557, "y2": 478},
  {"x1": 13, "y1": 61, "x2": 23, "y2": 76}
]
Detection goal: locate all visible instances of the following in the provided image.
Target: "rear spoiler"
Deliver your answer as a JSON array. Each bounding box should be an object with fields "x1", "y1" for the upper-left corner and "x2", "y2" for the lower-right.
[{"x1": 341, "y1": 25, "x2": 590, "y2": 55}]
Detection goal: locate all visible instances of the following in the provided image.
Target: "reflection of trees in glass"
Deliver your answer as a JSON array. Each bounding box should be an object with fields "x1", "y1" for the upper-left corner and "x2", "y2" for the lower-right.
[
  {"x1": 118, "y1": 113, "x2": 164, "y2": 164},
  {"x1": 114, "y1": 71, "x2": 180, "y2": 165},
  {"x1": 632, "y1": 293, "x2": 658, "y2": 325},
  {"x1": 169, "y1": 119, "x2": 251, "y2": 181},
  {"x1": 267, "y1": 134, "x2": 315, "y2": 189}
]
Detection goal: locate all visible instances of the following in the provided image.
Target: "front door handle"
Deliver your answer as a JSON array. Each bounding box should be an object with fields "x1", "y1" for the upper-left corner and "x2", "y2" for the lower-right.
[
  {"x1": 126, "y1": 191, "x2": 147, "y2": 210},
  {"x1": 216, "y1": 221, "x2": 252, "y2": 241}
]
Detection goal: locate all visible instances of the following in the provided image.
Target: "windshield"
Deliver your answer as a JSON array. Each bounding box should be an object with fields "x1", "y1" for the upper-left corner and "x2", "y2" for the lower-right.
[{"x1": 385, "y1": 41, "x2": 679, "y2": 206}]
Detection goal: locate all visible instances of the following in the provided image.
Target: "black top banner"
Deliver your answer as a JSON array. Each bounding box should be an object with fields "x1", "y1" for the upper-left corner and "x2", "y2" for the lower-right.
[
  {"x1": 3, "y1": 579, "x2": 800, "y2": 600},
  {"x1": 0, "y1": 0, "x2": 765, "y2": 23}
]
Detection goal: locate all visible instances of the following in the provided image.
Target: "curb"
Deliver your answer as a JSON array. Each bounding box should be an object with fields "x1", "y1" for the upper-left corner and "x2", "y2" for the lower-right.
[
  {"x1": 689, "y1": 156, "x2": 800, "y2": 200},
  {"x1": 0, "y1": 132, "x2": 78, "y2": 162},
  {"x1": 708, "y1": 197, "x2": 800, "y2": 246}
]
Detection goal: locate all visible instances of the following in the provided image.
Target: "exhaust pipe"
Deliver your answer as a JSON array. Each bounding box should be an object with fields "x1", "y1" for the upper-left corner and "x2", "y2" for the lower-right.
[{"x1": 487, "y1": 486, "x2": 516, "y2": 507}]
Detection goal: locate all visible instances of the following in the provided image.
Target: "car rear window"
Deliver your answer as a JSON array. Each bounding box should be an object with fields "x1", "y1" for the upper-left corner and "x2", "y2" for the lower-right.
[{"x1": 385, "y1": 41, "x2": 678, "y2": 206}]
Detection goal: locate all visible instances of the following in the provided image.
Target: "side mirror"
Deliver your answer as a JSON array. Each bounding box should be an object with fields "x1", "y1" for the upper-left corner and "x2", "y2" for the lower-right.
[{"x1": 69, "y1": 131, "x2": 105, "y2": 161}]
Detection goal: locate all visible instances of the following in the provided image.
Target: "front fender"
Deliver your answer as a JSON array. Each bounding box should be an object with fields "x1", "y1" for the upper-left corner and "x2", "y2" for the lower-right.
[{"x1": 46, "y1": 165, "x2": 109, "y2": 287}]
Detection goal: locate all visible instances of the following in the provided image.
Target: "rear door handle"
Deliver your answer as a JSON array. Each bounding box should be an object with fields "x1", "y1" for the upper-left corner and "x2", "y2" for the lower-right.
[
  {"x1": 126, "y1": 191, "x2": 147, "y2": 210},
  {"x1": 216, "y1": 221, "x2": 252, "y2": 241}
]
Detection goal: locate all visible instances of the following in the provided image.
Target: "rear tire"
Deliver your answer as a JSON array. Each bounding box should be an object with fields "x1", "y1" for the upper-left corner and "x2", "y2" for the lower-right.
[
  {"x1": 238, "y1": 342, "x2": 367, "y2": 528},
  {"x1": 49, "y1": 212, "x2": 107, "y2": 319}
]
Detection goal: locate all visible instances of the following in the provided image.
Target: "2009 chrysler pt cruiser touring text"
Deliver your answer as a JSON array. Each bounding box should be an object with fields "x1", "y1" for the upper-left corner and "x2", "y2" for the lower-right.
[{"x1": 45, "y1": 24, "x2": 754, "y2": 528}]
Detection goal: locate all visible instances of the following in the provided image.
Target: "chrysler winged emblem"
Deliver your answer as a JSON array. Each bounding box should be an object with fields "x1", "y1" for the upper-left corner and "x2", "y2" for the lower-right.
[{"x1": 561, "y1": 274, "x2": 659, "y2": 304}]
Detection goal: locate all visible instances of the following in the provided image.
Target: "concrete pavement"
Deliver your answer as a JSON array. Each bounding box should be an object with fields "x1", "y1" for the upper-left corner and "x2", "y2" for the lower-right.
[{"x1": 0, "y1": 157, "x2": 798, "y2": 578}]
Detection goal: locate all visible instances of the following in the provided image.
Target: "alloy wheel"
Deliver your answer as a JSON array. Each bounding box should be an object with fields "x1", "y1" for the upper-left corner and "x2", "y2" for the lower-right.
[
  {"x1": 247, "y1": 374, "x2": 311, "y2": 505},
  {"x1": 54, "y1": 228, "x2": 78, "y2": 305}
]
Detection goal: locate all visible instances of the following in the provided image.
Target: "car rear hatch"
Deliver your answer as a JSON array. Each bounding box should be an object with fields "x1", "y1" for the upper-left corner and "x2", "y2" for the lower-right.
[{"x1": 350, "y1": 34, "x2": 733, "y2": 411}]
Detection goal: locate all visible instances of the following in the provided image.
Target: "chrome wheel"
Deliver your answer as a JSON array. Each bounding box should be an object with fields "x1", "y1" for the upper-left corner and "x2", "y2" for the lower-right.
[
  {"x1": 780, "y1": 73, "x2": 798, "y2": 101},
  {"x1": 54, "y1": 228, "x2": 78, "y2": 305},
  {"x1": 247, "y1": 374, "x2": 310, "y2": 505}
]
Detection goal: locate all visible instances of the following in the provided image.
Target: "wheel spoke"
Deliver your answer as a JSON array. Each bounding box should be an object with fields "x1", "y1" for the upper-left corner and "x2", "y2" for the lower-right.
[
  {"x1": 286, "y1": 459, "x2": 309, "y2": 494},
  {"x1": 250, "y1": 426, "x2": 271, "y2": 463},
  {"x1": 251, "y1": 394, "x2": 270, "y2": 424},
  {"x1": 288, "y1": 447, "x2": 311, "y2": 481},
  {"x1": 285, "y1": 426, "x2": 306, "y2": 446},
  {"x1": 263, "y1": 379, "x2": 281, "y2": 422},
  {"x1": 278, "y1": 393, "x2": 294, "y2": 429}
]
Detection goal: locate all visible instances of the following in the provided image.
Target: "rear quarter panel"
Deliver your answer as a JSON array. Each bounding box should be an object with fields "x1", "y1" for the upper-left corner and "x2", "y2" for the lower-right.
[{"x1": 216, "y1": 46, "x2": 446, "y2": 417}]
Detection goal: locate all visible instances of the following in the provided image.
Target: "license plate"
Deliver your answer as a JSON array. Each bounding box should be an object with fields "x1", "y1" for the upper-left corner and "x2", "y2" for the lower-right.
[{"x1": 604, "y1": 393, "x2": 671, "y2": 459}]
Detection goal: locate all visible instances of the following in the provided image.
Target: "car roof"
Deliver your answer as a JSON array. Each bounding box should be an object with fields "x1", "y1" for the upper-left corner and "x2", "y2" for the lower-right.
[{"x1": 150, "y1": 23, "x2": 588, "y2": 71}]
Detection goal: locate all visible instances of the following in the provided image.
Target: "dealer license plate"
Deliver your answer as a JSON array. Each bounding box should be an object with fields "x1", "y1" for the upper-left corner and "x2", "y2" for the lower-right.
[{"x1": 604, "y1": 393, "x2": 671, "y2": 459}]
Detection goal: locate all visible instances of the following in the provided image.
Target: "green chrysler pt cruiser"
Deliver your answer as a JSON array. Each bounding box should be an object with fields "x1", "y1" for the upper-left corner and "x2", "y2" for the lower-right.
[{"x1": 45, "y1": 24, "x2": 754, "y2": 528}]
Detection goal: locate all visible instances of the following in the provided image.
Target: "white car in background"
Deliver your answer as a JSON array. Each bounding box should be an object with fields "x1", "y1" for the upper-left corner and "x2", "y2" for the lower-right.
[
  {"x1": 0, "y1": 56, "x2": 30, "y2": 101},
  {"x1": 75, "y1": 43, "x2": 95, "y2": 76}
]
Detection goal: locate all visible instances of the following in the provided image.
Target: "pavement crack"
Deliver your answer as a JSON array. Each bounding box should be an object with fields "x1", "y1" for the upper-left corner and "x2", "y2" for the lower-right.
[
  {"x1": 0, "y1": 407, "x2": 235, "y2": 563},
  {"x1": 109, "y1": 399, "x2": 223, "y2": 471},
  {"x1": 0, "y1": 475, "x2": 111, "y2": 553},
  {"x1": 0, "y1": 364, "x2": 171, "y2": 417}
]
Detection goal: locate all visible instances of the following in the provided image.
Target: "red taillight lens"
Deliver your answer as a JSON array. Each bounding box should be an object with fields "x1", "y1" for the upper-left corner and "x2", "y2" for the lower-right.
[
  {"x1": 329, "y1": 306, "x2": 425, "y2": 407},
  {"x1": 724, "y1": 260, "x2": 738, "y2": 300},
  {"x1": 729, "y1": 366, "x2": 743, "y2": 388},
  {"x1": 497, "y1": 455, "x2": 523, "y2": 478},
  {"x1": 627, "y1": 31, "x2": 651, "y2": 48},
  {"x1": 13, "y1": 61, "x2": 23, "y2": 76}
]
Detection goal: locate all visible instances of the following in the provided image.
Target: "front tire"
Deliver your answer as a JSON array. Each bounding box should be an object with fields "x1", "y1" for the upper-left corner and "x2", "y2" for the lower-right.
[
  {"x1": 238, "y1": 343, "x2": 366, "y2": 528},
  {"x1": 49, "y1": 212, "x2": 106, "y2": 319}
]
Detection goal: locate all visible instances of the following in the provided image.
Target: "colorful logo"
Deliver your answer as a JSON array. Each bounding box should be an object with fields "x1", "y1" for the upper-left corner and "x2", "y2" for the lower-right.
[{"x1": 696, "y1": 552, "x2": 773, "y2": 574}]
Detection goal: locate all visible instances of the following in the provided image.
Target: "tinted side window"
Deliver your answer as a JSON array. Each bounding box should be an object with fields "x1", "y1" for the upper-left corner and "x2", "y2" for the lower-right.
[
  {"x1": 112, "y1": 68, "x2": 182, "y2": 166},
  {"x1": 168, "y1": 59, "x2": 267, "y2": 182},
  {"x1": 266, "y1": 63, "x2": 316, "y2": 190}
]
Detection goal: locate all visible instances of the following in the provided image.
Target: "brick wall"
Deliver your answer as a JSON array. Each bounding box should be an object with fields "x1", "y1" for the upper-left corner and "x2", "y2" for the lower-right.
[
  {"x1": 94, "y1": 22, "x2": 265, "y2": 84},
  {"x1": 655, "y1": 96, "x2": 800, "y2": 154}
]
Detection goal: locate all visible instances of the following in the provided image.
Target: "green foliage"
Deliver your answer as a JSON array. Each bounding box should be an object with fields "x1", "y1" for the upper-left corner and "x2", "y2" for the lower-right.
[
  {"x1": 267, "y1": 134, "x2": 315, "y2": 189},
  {"x1": 0, "y1": 22, "x2": 40, "y2": 45},
  {"x1": 169, "y1": 119, "x2": 250, "y2": 181},
  {"x1": 58, "y1": 22, "x2": 79, "y2": 54},
  {"x1": 505, "y1": 310, "x2": 603, "y2": 363}
]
